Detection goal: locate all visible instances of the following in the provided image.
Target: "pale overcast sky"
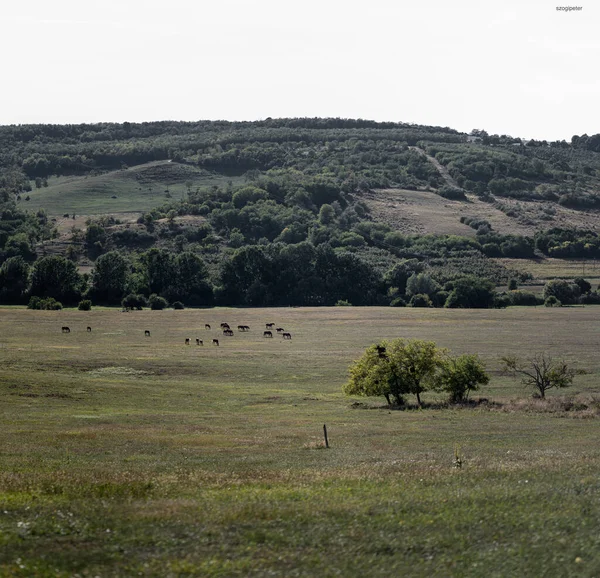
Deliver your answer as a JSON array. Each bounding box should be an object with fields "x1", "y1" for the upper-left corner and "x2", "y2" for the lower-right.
[{"x1": 1, "y1": 0, "x2": 597, "y2": 140}]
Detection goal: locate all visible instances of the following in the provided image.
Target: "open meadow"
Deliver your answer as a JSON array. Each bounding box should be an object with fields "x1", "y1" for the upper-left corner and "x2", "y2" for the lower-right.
[{"x1": 1, "y1": 306, "x2": 600, "y2": 576}]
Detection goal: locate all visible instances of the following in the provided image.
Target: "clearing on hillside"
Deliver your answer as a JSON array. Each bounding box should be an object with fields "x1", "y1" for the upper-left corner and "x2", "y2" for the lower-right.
[
  {"x1": 364, "y1": 188, "x2": 600, "y2": 237},
  {"x1": 24, "y1": 161, "x2": 244, "y2": 215}
]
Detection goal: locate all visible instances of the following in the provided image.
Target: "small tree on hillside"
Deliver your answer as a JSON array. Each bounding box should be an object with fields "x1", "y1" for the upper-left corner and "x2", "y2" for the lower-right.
[{"x1": 501, "y1": 353, "x2": 581, "y2": 398}]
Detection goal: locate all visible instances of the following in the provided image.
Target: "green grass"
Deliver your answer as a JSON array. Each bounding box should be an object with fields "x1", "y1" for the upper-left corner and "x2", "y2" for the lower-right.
[
  {"x1": 1, "y1": 307, "x2": 600, "y2": 576},
  {"x1": 23, "y1": 162, "x2": 243, "y2": 216}
]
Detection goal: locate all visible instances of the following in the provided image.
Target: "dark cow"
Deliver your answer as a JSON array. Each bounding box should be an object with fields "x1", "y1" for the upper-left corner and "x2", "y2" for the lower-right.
[
  {"x1": 223, "y1": 329, "x2": 234, "y2": 336},
  {"x1": 205, "y1": 324, "x2": 211, "y2": 330},
  {"x1": 196, "y1": 339, "x2": 203, "y2": 346},
  {"x1": 282, "y1": 332, "x2": 292, "y2": 339},
  {"x1": 237, "y1": 325, "x2": 250, "y2": 332},
  {"x1": 266, "y1": 323, "x2": 275, "y2": 329},
  {"x1": 263, "y1": 331, "x2": 273, "y2": 338},
  {"x1": 185, "y1": 338, "x2": 191, "y2": 345},
  {"x1": 212, "y1": 339, "x2": 219, "y2": 346},
  {"x1": 220, "y1": 323, "x2": 230, "y2": 329},
  {"x1": 145, "y1": 330, "x2": 151, "y2": 337},
  {"x1": 276, "y1": 327, "x2": 284, "y2": 333},
  {"x1": 61, "y1": 326, "x2": 70, "y2": 333},
  {"x1": 86, "y1": 326, "x2": 92, "y2": 332}
]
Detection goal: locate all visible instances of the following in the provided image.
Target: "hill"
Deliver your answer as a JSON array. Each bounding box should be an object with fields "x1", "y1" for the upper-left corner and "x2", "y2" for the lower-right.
[{"x1": 2, "y1": 118, "x2": 600, "y2": 308}]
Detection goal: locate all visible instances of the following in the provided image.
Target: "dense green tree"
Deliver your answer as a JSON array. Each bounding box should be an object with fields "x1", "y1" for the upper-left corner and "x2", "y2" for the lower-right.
[
  {"x1": 344, "y1": 339, "x2": 445, "y2": 406},
  {"x1": 406, "y1": 273, "x2": 441, "y2": 297},
  {"x1": 0, "y1": 256, "x2": 30, "y2": 303},
  {"x1": 445, "y1": 276, "x2": 496, "y2": 309},
  {"x1": 140, "y1": 248, "x2": 176, "y2": 296},
  {"x1": 172, "y1": 252, "x2": 213, "y2": 306},
  {"x1": 383, "y1": 259, "x2": 425, "y2": 295},
  {"x1": 542, "y1": 279, "x2": 580, "y2": 305},
  {"x1": 30, "y1": 255, "x2": 82, "y2": 304},
  {"x1": 91, "y1": 251, "x2": 130, "y2": 304}
]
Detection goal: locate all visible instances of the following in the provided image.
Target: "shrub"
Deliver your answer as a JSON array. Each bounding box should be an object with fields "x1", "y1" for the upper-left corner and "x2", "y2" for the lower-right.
[
  {"x1": 508, "y1": 290, "x2": 542, "y2": 307},
  {"x1": 148, "y1": 294, "x2": 168, "y2": 310},
  {"x1": 122, "y1": 293, "x2": 148, "y2": 310},
  {"x1": 335, "y1": 299, "x2": 352, "y2": 307},
  {"x1": 508, "y1": 278, "x2": 518, "y2": 291},
  {"x1": 408, "y1": 294, "x2": 433, "y2": 307},
  {"x1": 78, "y1": 300, "x2": 92, "y2": 311},
  {"x1": 543, "y1": 279, "x2": 580, "y2": 305},
  {"x1": 544, "y1": 296, "x2": 561, "y2": 307},
  {"x1": 28, "y1": 296, "x2": 63, "y2": 310},
  {"x1": 390, "y1": 297, "x2": 406, "y2": 307},
  {"x1": 172, "y1": 301, "x2": 185, "y2": 310}
]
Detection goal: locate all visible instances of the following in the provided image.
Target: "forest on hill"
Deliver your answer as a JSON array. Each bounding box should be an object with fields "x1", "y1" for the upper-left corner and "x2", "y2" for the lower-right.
[{"x1": 1, "y1": 118, "x2": 600, "y2": 309}]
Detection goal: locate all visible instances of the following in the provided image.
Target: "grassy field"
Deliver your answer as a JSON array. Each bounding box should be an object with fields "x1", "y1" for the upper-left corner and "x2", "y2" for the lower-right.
[
  {"x1": 1, "y1": 307, "x2": 600, "y2": 576},
  {"x1": 23, "y1": 162, "x2": 243, "y2": 216}
]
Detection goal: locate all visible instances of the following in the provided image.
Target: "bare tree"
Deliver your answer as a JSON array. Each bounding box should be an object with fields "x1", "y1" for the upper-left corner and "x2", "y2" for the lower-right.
[{"x1": 501, "y1": 353, "x2": 583, "y2": 398}]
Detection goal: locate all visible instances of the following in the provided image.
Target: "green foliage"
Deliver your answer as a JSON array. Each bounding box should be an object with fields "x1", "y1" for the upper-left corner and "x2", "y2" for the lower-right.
[
  {"x1": 543, "y1": 279, "x2": 580, "y2": 305},
  {"x1": 148, "y1": 293, "x2": 168, "y2": 310},
  {"x1": 544, "y1": 295, "x2": 561, "y2": 307},
  {"x1": 91, "y1": 251, "x2": 130, "y2": 305},
  {"x1": 0, "y1": 256, "x2": 30, "y2": 303},
  {"x1": 344, "y1": 339, "x2": 446, "y2": 406},
  {"x1": 335, "y1": 299, "x2": 352, "y2": 306},
  {"x1": 408, "y1": 294, "x2": 433, "y2": 308},
  {"x1": 507, "y1": 290, "x2": 543, "y2": 307},
  {"x1": 383, "y1": 259, "x2": 425, "y2": 294},
  {"x1": 406, "y1": 273, "x2": 441, "y2": 297},
  {"x1": 78, "y1": 299, "x2": 92, "y2": 311},
  {"x1": 122, "y1": 293, "x2": 148, "y2": 310},
  {"x1": 172, "y1": 300, "x2": 185, "y2": 309},
  {"x1": 436, "y1": 354, "x2": 490, "y2": 403},
  {"x1": 508, "y1": 278, "x2": 518, "y2": 291},
  {"x1": 444, "y1": 276, "x2": 496, "y2": 309},
  {"x1": 27, "y1": 296, "x2": 62, "y2": 310},
  {"x1": 30, "y1": 255, "x2": 82, "y2": 305}
]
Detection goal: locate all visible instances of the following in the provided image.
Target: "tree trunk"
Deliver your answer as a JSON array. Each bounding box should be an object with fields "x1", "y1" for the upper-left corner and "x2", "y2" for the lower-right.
[
  {"x1": 416, "y1": 391, "x2": 422, "y2": 407},
  {"x1": 384, "y1": 393, "x2": 391, "y2": 405}
]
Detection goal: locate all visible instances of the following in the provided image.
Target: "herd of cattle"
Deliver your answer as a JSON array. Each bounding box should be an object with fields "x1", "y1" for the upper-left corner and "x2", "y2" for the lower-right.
[{"x1": 61, "y1": 322, "x2": 292, "y2": 346}]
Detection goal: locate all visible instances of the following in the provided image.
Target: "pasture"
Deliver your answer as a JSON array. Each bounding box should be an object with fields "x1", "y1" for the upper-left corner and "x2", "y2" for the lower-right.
[
  {"x1": 1, "y1": 307, "x2": 600, "y2": 576},
  {"x1": 24, "y1": 162, "x2": 243, "y2": 216}
]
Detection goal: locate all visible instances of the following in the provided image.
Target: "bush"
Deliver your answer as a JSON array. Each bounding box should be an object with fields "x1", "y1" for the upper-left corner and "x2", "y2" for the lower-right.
[
  {"x1": 335, "y1": 299, "x2": 352, "y2": 307},
  {"x1": 508, "y1": 278, "x2": 518, "y2": 291},
  {"x1": 543, "y1": 279, "x2": 580, "y2": 305},
  {"x1": 122, "y1": 293, "x2": 148, "y2": 310},
  {"x1": 390, "y1": 297, "x2": 406, "y2": 307},
  {"x1": 508, "y1": 290, "x2": 542, "y2": 307},
  {"x1": 148, "y1": 294, "x2": 168, "y2": 310},
  {"x1": 78, "y1": 299, "x2": 92, "y2": 311},
  {"x1": 27, "y1": 296, "x2": 63, "y2": 310},
  {"x1": 545, "y1": 295, "x2": 561, "y2": 307},
  {"x1": 437, "y1": 186, "x2": 467, "y2": 200},
  {"x1": 408, "y1": 294, "x2": 433, "y2": 307},
  {"x1": 172, "y1": 301, "x2": 185, "y2": 310}
]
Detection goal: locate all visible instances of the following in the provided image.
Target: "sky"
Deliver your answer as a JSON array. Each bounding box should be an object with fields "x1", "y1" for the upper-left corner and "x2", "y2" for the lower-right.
[{"x1": 1, "y1": 0, "x2": 598, "y2": 140}]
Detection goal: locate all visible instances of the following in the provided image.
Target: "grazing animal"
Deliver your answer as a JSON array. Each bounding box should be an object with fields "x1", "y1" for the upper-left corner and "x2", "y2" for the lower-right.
[
  {"x1": 212, "y1": 339, "x2": 219, "y2": 346},
  {"x1": 220, "y1": 323, "x2": 230, "y2": 329},
  {"x1": 237, "y1": 325, "x2": 250, "y2": 332},
  {"x1": 282, "y1": 332, "x2": 292, "y2": 339},
  {"x1": 86, "y1": 326, "x2": 92, "y2": 332},
  {"x1": 185, "y1": 338, "x2": 191, "y2": 345},
  {"x1": 223, "y1": 329, "x2": 234, "y2": 336},
  {"x1": 196, "y1": 339, "x2": 203, "y2": 346},
  {"x1": 266, "y1": 323, "x2": 275, "y2": 329},
  {"x1": 205, "y1": 324, "x2": 211, "y2": 330},
  {"x1": 263, "y1": 330, "x2": 273, "y2": 338},
  {"x1": 61, "y1": 326, "x2": 70, "y2": 333},
  {"x1": 276, "y1": 327, "x2": 284, "y2": 333},
  {"x1": 145, "y1": 330, "x2": 150, "y2": 337}
]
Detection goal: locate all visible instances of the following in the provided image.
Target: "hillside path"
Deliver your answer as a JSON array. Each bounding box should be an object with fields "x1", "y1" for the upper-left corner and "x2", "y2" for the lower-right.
[{"x1": 409, "y1": 146, "x2": 463, "y2": 190}]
